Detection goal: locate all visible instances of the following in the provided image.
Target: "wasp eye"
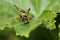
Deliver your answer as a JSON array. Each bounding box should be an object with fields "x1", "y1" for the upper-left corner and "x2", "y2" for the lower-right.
[
  {"x1": 20, "y1": 10, "x2": 25, "y2": 13},
  {"x1": 20, "y1": 16, "x2": 22, "y2": 18}
]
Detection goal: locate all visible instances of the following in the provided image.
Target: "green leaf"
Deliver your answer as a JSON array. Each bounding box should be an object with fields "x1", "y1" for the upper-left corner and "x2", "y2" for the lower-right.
[
  {"x1": 0, "y1": 0, "x2": 59, "y2": 37},
  {"x1": 38, "y1": 10, "x2": 56, "y2": 29},
  {"x1": 0, "y1": 0, "x2": 18, "y2": 30}
]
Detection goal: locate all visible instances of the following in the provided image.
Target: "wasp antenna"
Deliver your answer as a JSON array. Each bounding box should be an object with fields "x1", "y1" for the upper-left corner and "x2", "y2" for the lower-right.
[
  {"x1": 27, "y1": 8, "x2": 30, "y2": 14},
  {"x1": 28, "y1": 8, "x2": 30, "y2": 11},
  {"x1": 28, "y1": 8, "x2": 30, "y2": 13},
  {"x1": 14, "y1": 4, "x2": 20, "y2": 11}
]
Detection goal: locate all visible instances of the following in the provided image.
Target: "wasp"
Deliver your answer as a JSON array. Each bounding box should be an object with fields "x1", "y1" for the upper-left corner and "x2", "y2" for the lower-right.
[{"x1": 14, "y1": 5, "x2": 31, "y2": 24}]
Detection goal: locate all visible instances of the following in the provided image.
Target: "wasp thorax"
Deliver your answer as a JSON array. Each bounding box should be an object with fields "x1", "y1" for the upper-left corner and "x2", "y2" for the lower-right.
[
  {"x1": 22, "y1": 15, "x2": 29, "y2": 24},
  {"x1": 20, "y1": 14, "x2": 29, "y2": 24}
]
